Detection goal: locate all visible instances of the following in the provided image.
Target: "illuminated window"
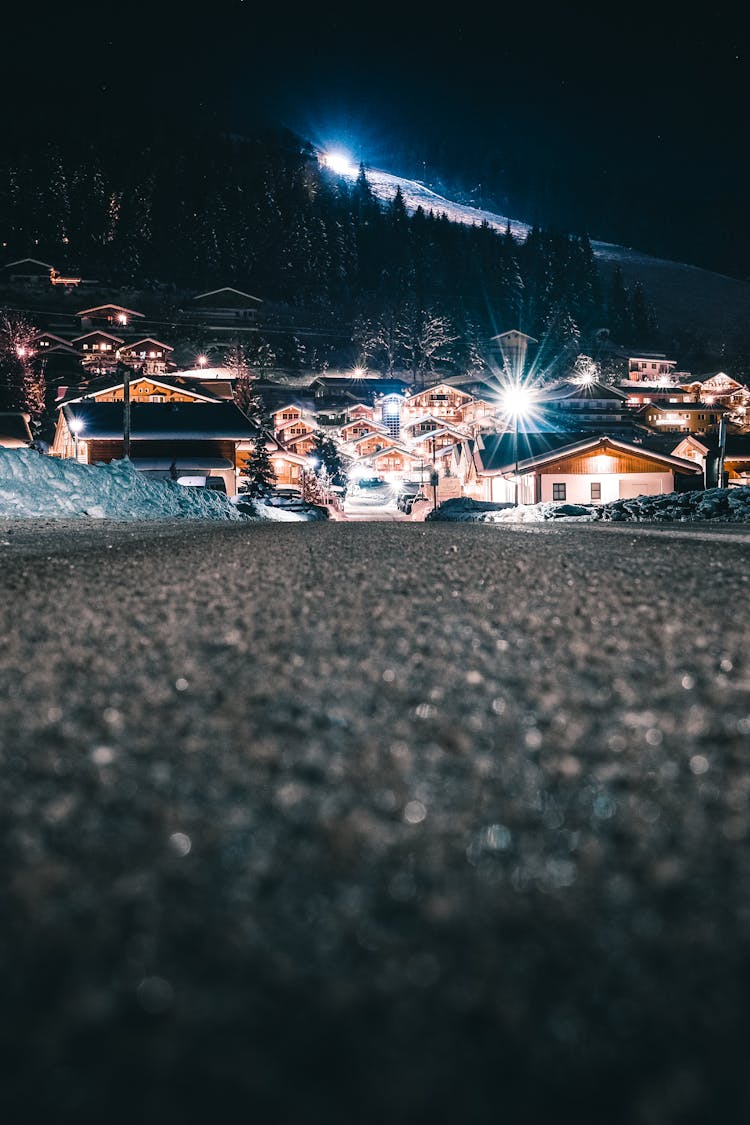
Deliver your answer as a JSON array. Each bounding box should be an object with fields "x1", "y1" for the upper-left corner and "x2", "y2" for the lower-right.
[{"x1": 552, "y1": 483, "x2": 566, "y2": 501}]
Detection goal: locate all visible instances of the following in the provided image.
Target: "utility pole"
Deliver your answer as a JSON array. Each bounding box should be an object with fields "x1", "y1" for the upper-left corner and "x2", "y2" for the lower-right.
[
  {"x1": 430, "y1": 435, "x2": 438, "y2": 509},
  {"x1": 121, "y1": 362, "x2": 131, "y2": 459},
  {"x1": 717, "y1": 414, "x2": 727, "y2": 488}
]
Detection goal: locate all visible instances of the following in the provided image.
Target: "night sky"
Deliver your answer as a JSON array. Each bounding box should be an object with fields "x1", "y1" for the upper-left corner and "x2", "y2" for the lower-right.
[{"x1": 6, "y1": 2, "x2": 748, "y2": 276}]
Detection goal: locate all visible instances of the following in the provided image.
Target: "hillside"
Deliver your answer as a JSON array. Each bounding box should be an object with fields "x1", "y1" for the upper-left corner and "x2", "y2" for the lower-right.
[{"x1": 354, "y1": 164, "x2": 750, "y2": 352}]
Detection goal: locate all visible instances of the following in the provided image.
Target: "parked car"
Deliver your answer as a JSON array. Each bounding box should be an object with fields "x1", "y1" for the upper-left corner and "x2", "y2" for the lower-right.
[{"x1": 176, "y1": 475, "x2": 227, "y2": 494}]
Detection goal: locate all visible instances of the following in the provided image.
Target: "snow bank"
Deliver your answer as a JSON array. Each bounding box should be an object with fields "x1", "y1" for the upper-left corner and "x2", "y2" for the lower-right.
[
  {"x1": 0, "y1": 448, "x2": 241, "y2": 521},
  {"x1": 596, "y1": 487, "x2": 750, "y2": 523},
  {"x1": 428, "y1": 489, "x2": 750, "y2": 525}
]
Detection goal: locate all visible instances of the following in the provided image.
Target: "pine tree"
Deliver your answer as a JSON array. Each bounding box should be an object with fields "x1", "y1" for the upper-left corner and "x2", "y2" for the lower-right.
[
  {"x1": 241, "y1": 433, "x2": 277, "y2": 496},
  {"x1": 311, "y1": 432, "x2": 347, "y2": 487}
]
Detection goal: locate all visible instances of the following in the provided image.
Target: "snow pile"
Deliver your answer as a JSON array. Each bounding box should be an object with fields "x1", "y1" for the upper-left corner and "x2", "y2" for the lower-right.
[
  {"x1": 426, "y1": 497, "x2": 594, "y2": 523},
  {"x1": 0, "y1": 448, "x2": 242, "y2": 521},
  {"x1": 428, "y1": 489, "x2": 750, "y2": 525},
  {"x1": 234, "y1": 497, "x2": 330, "y2": 522},
  {"x1": 596, "y1": 487, "x2": 750, "y2": 523}
]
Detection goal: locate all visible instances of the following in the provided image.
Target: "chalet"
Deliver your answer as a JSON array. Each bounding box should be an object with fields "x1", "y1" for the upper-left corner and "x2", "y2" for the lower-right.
[
  {"x1": 541, "y1": 380, "x2": 634, "y2": 430},
  {"x1": 627, "y1": 351, "x2": 677, "y2": 383},
  {"x1": 0, "y1": 412, "x2": 32, "y2": 447},
  {"x1": 401, "y1": 383, "x2": 475, "y2": 425},
  {"x1": 60, "y1": 373, "x2": 224, "y2": 406},
  {"x1": 402, "y1": 415, "x2": 466, "y2": 441},
  {"x1": 187, "y1": 288, "x2": 263, "y2": 324},
  {"x1": 76, "y1": 305, "x2": 145, "y2": 330},
  {"x1": 282, "y1": 429, "x2": 318, "y2": 457},
  {"x1": 0, "y1": 258, "x2": 54, "y2": 286},
  {"x1": 271, "y1": 402, "x2": 317, "y2": 437},
  {"x1": 348, "y1": 432, "x2": 389, "y2": 457},
  {"x1": 118, "y1": 339, "x2": 174, "y2": 375},
  {"x1": 461, "y1": 432, "x2": 702, "y2": 504},
  {"x1": 52, "y1": 402, "x2": 257, "y2": 496},
  {"x1": 489, "y1": 330, "x2": 538, "y2": 376},
  {"x1": 33, "y1": 331, "x2": 73, "y2": 351},
  {"x1": 622, "y1": 385, "x2": 695, "y2": 407},
  {"x1": 638, "y1": 402, "x2": 726, "y2": 434},
  {"x1": 408, "y1": 425, "x2": 466, "y2": 460},
  {"x1": 72, "y1": 331, "x2": 125, "y2": 366},
  {"x1": 352, "y1": 444, "x2": 424, "y2": 478},
  {"x1": 685, "y1": 372, "x2": 750, "y2": 408},
  {"x1": 339, "y1": 418, "x2": 387, "y2": 443}
]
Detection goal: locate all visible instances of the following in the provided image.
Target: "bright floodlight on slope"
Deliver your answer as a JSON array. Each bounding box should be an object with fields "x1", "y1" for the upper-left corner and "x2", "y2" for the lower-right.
[{"x1": 323, "y1": 151, "x2": 356, "y2": 176}]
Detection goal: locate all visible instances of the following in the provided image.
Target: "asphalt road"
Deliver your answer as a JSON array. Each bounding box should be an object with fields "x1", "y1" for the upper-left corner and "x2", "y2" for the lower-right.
[{"x1": 2, "y1": 517, "x2": 750, "y2": 1124}]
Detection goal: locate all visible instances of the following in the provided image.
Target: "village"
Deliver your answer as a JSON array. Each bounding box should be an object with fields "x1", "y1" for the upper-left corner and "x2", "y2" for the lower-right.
[{"x1": 2, "y1": 255, "x2": 750, "y2": 518}]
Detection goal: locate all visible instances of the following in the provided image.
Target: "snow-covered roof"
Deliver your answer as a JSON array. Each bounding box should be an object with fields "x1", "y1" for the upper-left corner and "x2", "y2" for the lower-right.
[
  {"x1": 62, "y1": 402, "x2": 257, "y2": 441},
  {"x1": 476, "y1": 432, "x2": 703, "y2": 476},
  {"x1": 1, "y1": 258, "x2": 54, "y2": 272},
  {"x1": 61, "y1": 375, "x2": 224, "y2": 405},
  {"x1": 120, "y1": 338, "x2": 174, "y2": 352},
  {"x1": 191, "y1": 287, "x2": 263, "y2": 305},
  {"x1": 71, "y1": 331, "x2": 125, "y2": 345},
  {"x1": 76, "y1": 304, "x2": 145, "y2": 317}
]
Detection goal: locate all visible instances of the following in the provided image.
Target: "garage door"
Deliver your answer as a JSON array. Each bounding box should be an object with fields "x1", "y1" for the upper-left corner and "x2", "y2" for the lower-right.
[{"x1": 619, "y1": 480, "x2": 652, "y2": 499}]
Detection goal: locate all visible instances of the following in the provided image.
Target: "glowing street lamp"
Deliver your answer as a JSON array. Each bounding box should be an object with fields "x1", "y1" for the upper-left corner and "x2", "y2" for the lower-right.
[
  {"x1": 501, "y1": 382, "x2": 533, "y2": 506},
  {"x1": 69, "y1": 416, "x2": 83, "y2": 461},
  {"x1": 197, "y1": 354, "x2": 208, "y2": 368}
]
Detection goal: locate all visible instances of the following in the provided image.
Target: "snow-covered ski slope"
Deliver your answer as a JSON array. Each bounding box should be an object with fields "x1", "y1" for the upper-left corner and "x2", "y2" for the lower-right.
[{"x1": 348, "y1": 163, "x2": 750, "y2": 346}]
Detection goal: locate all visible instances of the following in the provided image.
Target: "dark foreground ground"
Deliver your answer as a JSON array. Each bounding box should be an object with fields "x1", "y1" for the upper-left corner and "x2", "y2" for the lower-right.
[{"x1": 2, "y1": 518, "x2": 750, "y2": 1124}]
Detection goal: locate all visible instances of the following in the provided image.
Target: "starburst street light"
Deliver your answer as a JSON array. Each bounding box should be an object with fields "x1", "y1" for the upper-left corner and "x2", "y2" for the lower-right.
[
  {"x1": 69, "y1": 417, "x2": 83, "y2": 461},
  {"x1": 197, "y1": 354, "x2": 208, "y2": 368},
  {"x1": 500, "y1": 382, "x2": 534, "y2": 507}
]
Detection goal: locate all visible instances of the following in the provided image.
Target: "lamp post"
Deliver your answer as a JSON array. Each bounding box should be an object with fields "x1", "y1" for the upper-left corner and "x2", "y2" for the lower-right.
[
  {"x1": 500, "y1": 383, "x2": 533, "y2": 506},
  {"x1": 69, "y1": 417, "x2": 83, "y2": 461}
]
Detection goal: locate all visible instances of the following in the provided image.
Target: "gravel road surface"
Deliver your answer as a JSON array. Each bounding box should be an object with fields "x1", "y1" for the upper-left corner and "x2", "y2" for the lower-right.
[{"x1": 2, "y1": 517, "x2": 750, "y2": 1124}]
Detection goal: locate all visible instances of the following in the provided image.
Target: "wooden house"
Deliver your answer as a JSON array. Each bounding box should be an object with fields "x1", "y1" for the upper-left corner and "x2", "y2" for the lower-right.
[
  {"x1": 465, "y1": 431, "x2": 702, "y2": 504},
  {"x1": 339, "y1": 418, "x2": 387, "y2": 443},
  {"x1": 352, "y1": 444, "x2": 424, "y2": 478},
  {"x1": 627, "y1": 352, "x2": 677, "y2": 383},
  {"x1": 348, "y1": 432, "x2": 389, "y2": 457},
  {"x1": 76, "y1": 304, "x2": 145, "y2": 330},
  {"x1": 51, "y1": 402, "x2": 257, "y2": 495},
  {"x1": 60, "y1": 373, "x2": 224, "y2": 406},
  {"x1": 187, "y1": 288, "x2": 262, "y2": 324},
  {"x1": 401, "y1": 383, "x2": 475, "y2": 425},
  {"x1": 0, "y1": 258, "x2": 54, "y2": 286},
  {"x1": 118, "y1": 339, "x2": 174, "y2": 374},
  {"x1": 638, "y1": 402, "x2": 726, "y2": 434},
  {"x1": 71, "y1": 331, "x2": 125, "y2": 368}
]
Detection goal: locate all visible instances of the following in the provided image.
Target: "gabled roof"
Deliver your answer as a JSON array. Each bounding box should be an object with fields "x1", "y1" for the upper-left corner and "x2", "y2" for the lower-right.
[
  {"x1": 76, "y1": 304, "x2": 145, "y2": 318},
  {"x1": 549, "y1": 380, "x2": 629, "y2": 402},
  {"x1": 348, "y1": 430, "x2": 389, "y2": 446},
  {"x1": 490, "y1": 329, "x2": 538, "y2": 344},
  {"x1": 1, "y1": 258, "x2": 54, "y2": 272},
  {"x1": 33, "y1": 331, "x2": 74, "y2": 347},
  {"x1": 475, "y1": 432, "x2": 703, "y2": 475},
  {"x1": 120, "y1": 338, "x2": 174, "y2": 352},
  {"x1": 639, "y1": 401, "x2": 728, "y2": 414},
  {"x1": 405, "y1": 382, "x2": 473, "y2": 402},
  {"x1": 353, "y1": 444, "x2": 423, "y2": 464},
  {"x1": 403, "y1": 413, "x2": 467, "y2": 434},
  {"x1": 71, "y1": 331, "x2": 125, "y2": 345},
  {"x1": 61, "y1": 374, "x2": 224, "y2": 405},
  {"x1": 191, "y1": 287, "x2": 262, "y2": 306},
  {"x1": 61, "y1": 402, "x2": 257, "y2": 441}
]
